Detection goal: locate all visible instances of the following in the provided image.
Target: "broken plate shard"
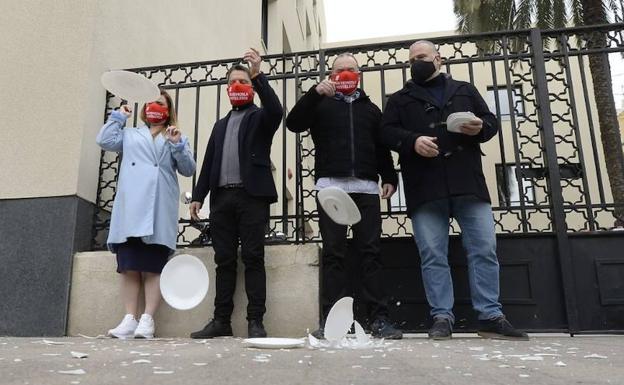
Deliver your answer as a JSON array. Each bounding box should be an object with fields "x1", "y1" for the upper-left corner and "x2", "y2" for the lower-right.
[
  {"x1": 324, "y1": 297, "x2": 354, "y2": 342},
  {"x1": 353, "y1": 320, "x2": 371, "y2": 346},
  {"x1": 58, "y1": 369, "x2": 86, "y2": 375},
  {"x1": 70, "y1": 351, "x2": 88, "y2": 359},
  {"x1": 584, "y1": 354, "x2": 607, "y2": 359}
]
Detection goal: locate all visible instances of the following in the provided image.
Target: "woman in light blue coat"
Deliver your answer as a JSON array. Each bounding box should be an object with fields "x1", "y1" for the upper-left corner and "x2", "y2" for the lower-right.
[{"x1": 96, "y1": 90, "x2": 196, "y2": 339}]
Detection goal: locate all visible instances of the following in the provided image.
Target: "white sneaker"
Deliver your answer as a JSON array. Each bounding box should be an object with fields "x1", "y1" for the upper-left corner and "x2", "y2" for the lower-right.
[
  {"x1": 107, "y1": 314, "x2": 138, "y2": 339},
  {"x1": 134, "y1": 313, "x2": 155, "y2": 339}
]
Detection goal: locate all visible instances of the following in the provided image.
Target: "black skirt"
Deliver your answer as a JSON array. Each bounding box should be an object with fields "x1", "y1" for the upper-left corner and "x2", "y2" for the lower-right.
[{"x1": 116, "y1": 237, "x2": 170, "y2": 274}]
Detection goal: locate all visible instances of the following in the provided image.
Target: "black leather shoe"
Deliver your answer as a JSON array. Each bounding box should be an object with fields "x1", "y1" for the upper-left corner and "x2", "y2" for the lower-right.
[
  {"x1": 478, "y1": 316, "x2": 529, "y2": 341},
  {"x1": 428, "y1": 317, "x2": 452, "y2": 340},
  {"x1": 370, "y1": 317, "x2": 403, "y2": 339},
  {"x1": 248, "y1": 319, "x2": 267, "y2": 338},
  {"x1": 190, "y1": 319, "x2": 233, "y2": 339},
  {"x1": 310, "y1": 327, "x2": 325, "y2": 339}
]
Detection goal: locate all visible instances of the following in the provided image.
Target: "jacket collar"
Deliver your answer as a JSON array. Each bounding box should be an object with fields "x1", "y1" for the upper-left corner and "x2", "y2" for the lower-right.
[
  {"x1": 400, "y1": 73, "x2": 461, "y2": 108},
  {"x1": 333, "y1": 88, "x2": 370, "y2": 103},
  {"x1": 137, "y1": 125, "x2": 160, "y2": 161}
]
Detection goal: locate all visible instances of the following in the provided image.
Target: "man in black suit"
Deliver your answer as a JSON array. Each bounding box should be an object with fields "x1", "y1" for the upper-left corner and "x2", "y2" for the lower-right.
[{"x1": 189, "y1": 48, "x2": 283, "y2": 338}]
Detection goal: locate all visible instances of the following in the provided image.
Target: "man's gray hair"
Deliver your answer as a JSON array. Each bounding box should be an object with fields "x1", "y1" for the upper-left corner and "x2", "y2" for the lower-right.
[
  {"x1": 410, "y1": 40, "x2": 439, "y2": 55},
  {"x1": 331, "y1": 52, "x2": 359, "y2": 71}
]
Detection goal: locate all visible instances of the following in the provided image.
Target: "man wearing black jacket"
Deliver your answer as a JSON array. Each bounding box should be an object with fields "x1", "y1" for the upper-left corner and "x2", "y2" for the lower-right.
[
  {"x1": 287, "y1": 53, "x2": 402, "y2": 339},
  {"x1": 381, "y1": 40, "x2": 527, "y2": 340},
  {"x1": 189, "y1": 48, "x2": 283, "y2": 339}
]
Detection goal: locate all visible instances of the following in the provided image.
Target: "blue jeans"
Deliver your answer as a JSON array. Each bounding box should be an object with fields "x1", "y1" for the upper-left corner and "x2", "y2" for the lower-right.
[{"x1": 411, "y1": 195, "x2": 503, "y2": 324}]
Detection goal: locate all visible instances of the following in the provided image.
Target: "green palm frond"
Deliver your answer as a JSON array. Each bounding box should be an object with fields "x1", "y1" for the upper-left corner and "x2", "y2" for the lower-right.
[
  {"x1": 454, "y1": 0, "x2": 515, "y2": 33},
  {"x1": 454, "y1": 0, "x2": 618, "y2": 54},
  {"x1": 456, "y1": 0, "x2": 616, "y2": 32},
  {"x1": 536, "y1": 0, "x2": 554, "y2": 29},
  {"x1": 604, "y1": 0, "x2": 619, "y2": 22},
  {"x1": 568, "y1": 0, "x2": 585, "y2": 25},
  {"x1": 552, "y1": 0, "x2": 568, "y2": 28},
  {"x1": 514, "y1": 0, "x2": 534, "y2": 29}
]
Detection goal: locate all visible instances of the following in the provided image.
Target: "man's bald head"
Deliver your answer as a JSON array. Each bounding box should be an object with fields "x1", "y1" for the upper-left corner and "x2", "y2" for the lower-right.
[
  {"x1": 409, "y1": 40, "x2": 440, "y2": 62},
  {"x1": 409, "y1": 40, "x2": 438, "y2": 56},
  {"x1": 331, "y1": 52, "x2": 359, "y2": 74}
]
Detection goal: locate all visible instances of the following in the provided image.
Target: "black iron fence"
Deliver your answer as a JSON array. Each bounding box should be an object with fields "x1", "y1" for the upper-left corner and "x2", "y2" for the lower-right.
[{"x1": 92, "y1": 23, "x2": 624, "y2": 250}]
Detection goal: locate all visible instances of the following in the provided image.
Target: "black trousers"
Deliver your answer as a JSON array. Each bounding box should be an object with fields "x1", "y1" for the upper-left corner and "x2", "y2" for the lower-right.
[
  {"x1": 209, "y1": 187, "x2": 269, "y2": 322},
  {"x1": 318, "y1": 193, "x2": 388, "y2": 321}
]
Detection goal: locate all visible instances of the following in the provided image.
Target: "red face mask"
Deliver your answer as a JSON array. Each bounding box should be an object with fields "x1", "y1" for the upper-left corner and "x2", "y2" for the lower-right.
[
  {"x1": 227, "y1": 81, "x2": 255, "y2": 106},
  {"x1": 144, "y1": 102, "x2": 169, "y2": 124},
  {"x1": 331, "y1": 70, "x2": 360, "y2": 95}
]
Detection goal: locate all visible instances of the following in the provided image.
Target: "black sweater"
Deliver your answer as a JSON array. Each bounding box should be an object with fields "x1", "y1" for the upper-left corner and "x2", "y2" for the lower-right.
[{"x1": 286, "y1": 87, "x2": 398, "y2": 187}]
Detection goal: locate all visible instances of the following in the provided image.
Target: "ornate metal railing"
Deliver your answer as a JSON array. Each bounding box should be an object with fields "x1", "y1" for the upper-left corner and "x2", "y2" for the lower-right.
[{"x1": 92, "y1": 23, "x2": 624, "y2": 249}]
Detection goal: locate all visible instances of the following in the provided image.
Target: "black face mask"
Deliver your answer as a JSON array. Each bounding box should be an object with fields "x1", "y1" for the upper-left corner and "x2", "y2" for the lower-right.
[{"x1": 410, "y1": 60, "x2": 436, "y2": 85}]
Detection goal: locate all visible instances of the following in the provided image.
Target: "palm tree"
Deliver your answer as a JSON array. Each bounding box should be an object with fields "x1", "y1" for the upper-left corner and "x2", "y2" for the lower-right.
[{"x1": 454, "y1": 0, "x2": 624, "y2": 227}]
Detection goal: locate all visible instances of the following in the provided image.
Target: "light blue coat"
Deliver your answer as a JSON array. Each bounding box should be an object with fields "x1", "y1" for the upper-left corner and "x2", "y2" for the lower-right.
[{"x1": 96, "y1": 110, "x2": 196, "y2": 254}]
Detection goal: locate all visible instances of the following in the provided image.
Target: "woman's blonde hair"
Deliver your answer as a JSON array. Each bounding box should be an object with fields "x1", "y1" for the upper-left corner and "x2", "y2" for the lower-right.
[{"x1": 140, "y1": 89, "x2": 178, "y2": 132}]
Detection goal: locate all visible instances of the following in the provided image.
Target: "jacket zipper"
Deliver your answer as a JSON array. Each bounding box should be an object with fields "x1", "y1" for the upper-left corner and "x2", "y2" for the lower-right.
[{"x1": 349, "y1": 102, "x2": 355, "y2": 176}]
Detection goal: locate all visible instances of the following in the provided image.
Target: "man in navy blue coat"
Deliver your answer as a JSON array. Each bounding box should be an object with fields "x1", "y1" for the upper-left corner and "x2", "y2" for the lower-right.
[{"x1": 381, "y1": 40, "x2": 528, "y2": 341}]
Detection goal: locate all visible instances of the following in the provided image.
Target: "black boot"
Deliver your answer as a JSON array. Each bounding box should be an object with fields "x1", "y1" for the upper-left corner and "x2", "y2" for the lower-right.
[
  {"x1": 428, "y1": 317, "x2": 452, "y2": 340},
  {"x1": 310, "y1": 327, "x2": 325, "y2": 339},
  {"x1": 478, "y1": 316, "x2": 529, "y2": 341},
  {"x1": 248, "y1": 319, "x2": 267, "y2": 338},
  {"x1": 370, "y1": 316, "x2": 403, "y2": 339},
  {"x1": 190, "y1": 319, "x2": 233, "y2": 339}
]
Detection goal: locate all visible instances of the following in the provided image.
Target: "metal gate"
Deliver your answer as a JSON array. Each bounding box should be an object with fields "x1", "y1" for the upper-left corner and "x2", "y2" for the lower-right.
[{"x1": 93, "y1": 24, "x2": 624, "y2": 333}]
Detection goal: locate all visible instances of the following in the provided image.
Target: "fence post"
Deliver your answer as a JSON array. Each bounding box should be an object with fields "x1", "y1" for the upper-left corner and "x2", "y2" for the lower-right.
[{"x1": 530, "y1": 28, "x2": 580, "y2": 333}]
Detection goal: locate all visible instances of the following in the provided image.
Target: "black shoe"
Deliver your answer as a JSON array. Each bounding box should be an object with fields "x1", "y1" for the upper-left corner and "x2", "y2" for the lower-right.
[
  {"x1": 428, "y1": 317, "x2": 452, "y2": 340},
  {"x1": 248, "y1": 319, "x2": 267, "y2": 338},
  {"x1": 190, "y1": 319, "x2": 233, "y2": 339},
  {"x1": 310, "y1": 327, "x2": 325, "y2": 339},
  {"x1": 370, "y1": 317, "x2": 403, "y2": 340},
  {"x1": 478, "y1": 316, "x2": 529, "y2": 341}
]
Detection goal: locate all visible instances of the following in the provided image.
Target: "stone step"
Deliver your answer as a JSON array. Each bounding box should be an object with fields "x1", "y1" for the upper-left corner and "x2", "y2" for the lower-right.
[{"x1": 68, "y1": 244, "x2": 320, "y2": 338}]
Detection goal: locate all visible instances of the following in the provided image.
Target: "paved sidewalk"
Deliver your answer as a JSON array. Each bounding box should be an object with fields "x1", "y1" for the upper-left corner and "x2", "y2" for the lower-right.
[{"x1": 0, "y1": 335, "x2": 622, "y2": 385}]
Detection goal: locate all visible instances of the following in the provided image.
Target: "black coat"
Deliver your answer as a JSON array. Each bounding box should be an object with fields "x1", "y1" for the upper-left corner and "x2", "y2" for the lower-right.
[
  {"x1": 192, "y1": 73, "x2": 283, "y2": 204},
  {"x1": 380, "y1": 75, "x2": 498, "y2": 215},
  {"x1": 286, "y1": 87, "x2": 398, "y2": 187}
]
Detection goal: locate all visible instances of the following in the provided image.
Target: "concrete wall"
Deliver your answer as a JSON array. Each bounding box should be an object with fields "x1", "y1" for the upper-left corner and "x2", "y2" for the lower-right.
[
  {"x1": 1, "y1": 0, "x2": 324, "y2": 204},
  {"x1": 0, "y1": 196, "x2": 93, "y2": 336},
  {"x1": 68, "y1": 244, "x2": 320, "y2": 338}
]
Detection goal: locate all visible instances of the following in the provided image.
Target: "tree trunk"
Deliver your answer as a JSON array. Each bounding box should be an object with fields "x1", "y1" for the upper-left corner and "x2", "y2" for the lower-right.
[{"x1": 583, "y1": 0, "x2": 624, "y2": 227}]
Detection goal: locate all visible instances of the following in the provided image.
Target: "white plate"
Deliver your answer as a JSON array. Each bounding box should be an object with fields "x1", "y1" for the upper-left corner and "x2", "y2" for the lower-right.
[
  {"x1": 180, "y1": 191, "x2": 193, "y2": 204},
  {"x1": 324, "y1": 297, "x2": 354, "y2": 341},
  {"x1": 160, "y1": 254, "x2": 209, "y2": 310},
  {"x1": 446, "y1": 111, "x2": 477, "y2": 133},
  {"x1": 353, "y1": 320, "x2": 371, "y2": 345},
  {"x1": 243, "y1": 338, "x2": 305, "y2": 349},
  {"x1": 101, "y1": 70, "x2": 160, "y2": 103},
  {"x1": 317, "y1": 187, "x2": 361, "y2": 225}
]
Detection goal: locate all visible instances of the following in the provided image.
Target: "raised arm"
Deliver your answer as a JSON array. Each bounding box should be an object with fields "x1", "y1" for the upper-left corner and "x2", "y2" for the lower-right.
[
  {"x1": 245, "y1": 48, "x2": 283, "y2": 134},
  {"x1": 285, "y1": 86, "x2": 326, "y2": 133},
  {"x1": 96, "y1": 107, "x2": 130, "y2": 152},
  {"x1": 253, "y1": 72, "x2": 283, "y2": 134}
]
